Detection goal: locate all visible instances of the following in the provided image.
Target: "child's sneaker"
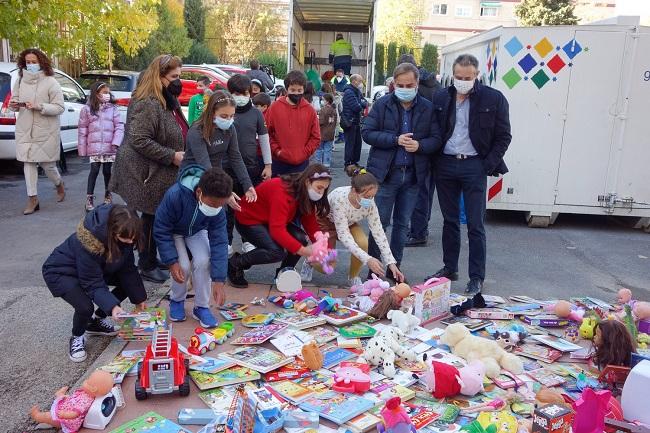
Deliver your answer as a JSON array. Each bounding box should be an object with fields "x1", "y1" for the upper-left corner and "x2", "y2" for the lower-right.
[
  {"x1": 86, "y1": 317, "x2": 118, "y2": 336},
  {"x1": 104, "y1": 192, "x2": 112, "y2": 205},
  {"x1": 85, "y1": 195, "x2": 95, "y2": 212},
  {"x1": 242, "y1": 242, "x2": 256, "y2": 253},
  {"x1": 192, "y1": 307, "x2": 218, "y2": 328},
  {"x1": 300, "y1": 261, "x2": 313, "y2": 282},
  {"x1": 69, "y1": 335, "x2": 87, "y2": 362},
  {"x1": 169, "y1": 300, "x2": 186, "y2": 322},
  {"x1": 228, "y1": 245, "x2": 234, "y2": 258},
  {"x1": 348, "y1": 276, "x2": 363, "y2": 288}
]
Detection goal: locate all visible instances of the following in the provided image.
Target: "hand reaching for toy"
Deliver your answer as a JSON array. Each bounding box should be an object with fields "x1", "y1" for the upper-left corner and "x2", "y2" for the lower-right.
[
  {"x1": 212, "y1": 281, "x2": 225, "y2": 306},
  {"x1": 170, "y1": 262, "x2": 185, "y2": 284},
  {"x1": 111, "y1": 305, "x2": 125, "y2": 320},
  {"x1": 244, "y1": 187, "x2": 257, "y2": 203},
  {"x1": 227, "y1": 192, "x2": 242, "y2": 211},
  {"x1": 388, "y1": 264, "x2": 405, "y2": 283},
  {"x1": 367, "y1": 257, "x2": 385, "y2": 277},
  {"x1": 297, "y1": 244, "x2": 313, "y2": 258},
  {"x1": 135, "y1": 302, "x2": 147, "y2": 312}
]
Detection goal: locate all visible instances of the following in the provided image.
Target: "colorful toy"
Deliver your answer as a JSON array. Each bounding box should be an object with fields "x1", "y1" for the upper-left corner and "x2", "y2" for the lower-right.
[
  {"x1": 492, "y1": 329, "x2": 528, "y2": 351},
  {"x1": 386, "y1": 308, "x2": 421, "y2": 334},
  {"x1": 307, "y1": 231, "x2": 337, "y2": 274},
  {"x1": 301, "y1": 341, "x2": 323, "y2": 370},
  {"x1": 461, "y1": 420, "x2": 498, "y2": 433},
  {"x1": 350, "y1": 273, "x2": 390, "y2": 301},
  {"x1": 30, "y1": 370, "x2": 115, "y2": 433},
  {"x1": 377, "y1": 397, "x2": 417, "y2": 433},
  {"x1": 564, "y1": 324, "x2": 580, "y2": 343},
  {"x1": 546, "y1": 300, "x2": 584, "y2": 323},
  {"x1": 275, "y1": 267, "x2": 302, "y2": 293},
  {"x1": 242, "y1": 314, "x2": 275, "y2": 327},
  {"x1": 268, "y1": 295, "x2": 293, "y2": 309},
  {"x1": 368, "y1": 283, "x2": 412, "y2": 320},
  {"x1": 621, "y1": 360, "x2": 650, "y2": 425},
  {"x1": 579, "y1": 317, "x2": 598, "y2": 340},
  {"x1": 135, "y1": 327, "x2": 190, "y2": 400},
  {"x1": 535, "y1": 387, "x2": 566, "y2": 407},
  {"x1": 638, "y1": 333, "x2": 650, "y2": 349},
  {"x1": 633, "y1": 302, "x2": 650, "y2": 320},
  {"x1": 617, "y1": 288, "x2": 635, "y2": 309},
  {"x1": 478, "y1": 410, "x2": 518, "y2": 433},
  {"x1": 418, "y1": 354, "x2": 485, "y2": 398},
  {"x1": 360, "y1": 326, "x2": 418, "y2": 378},
  {"x1": 572, "y1": 388, "x2": 613, "y2": 433},
  {"x1": 188, "y1": 322, "x2": 234, "y2": 355},
  {"x1": 312, "y1": 295, "x2": 339, "y2": 315},
  {"x1": 333, "y1": 365, "x2": 371, "y2": 393},
  {"x1": 533, "y1": 404, "x2": 574, "y2": 433},
  {"x1": 440, "y1": 323, "x2": 524, "y2": 379}
]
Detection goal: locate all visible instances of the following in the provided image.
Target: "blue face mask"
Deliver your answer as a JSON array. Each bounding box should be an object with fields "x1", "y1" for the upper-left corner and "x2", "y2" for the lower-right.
[
  {"x1": 25, "y1": 64, "x2": 41, "y2": 74},
  {"x1": 214, "y1": 117, "x2": 234, "y2": 130},
  {"x1": 359, "y1": 197, "x2": 374, "y2": 208},
  {"x1": 394, "y1": 87, "x2": 417, "y2": 102}
]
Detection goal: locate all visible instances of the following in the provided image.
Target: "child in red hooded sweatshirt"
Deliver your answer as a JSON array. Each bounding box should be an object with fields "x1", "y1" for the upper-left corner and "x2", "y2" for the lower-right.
[{"x1": 266, "y1": 70, "x2": 321, "y2": 176}]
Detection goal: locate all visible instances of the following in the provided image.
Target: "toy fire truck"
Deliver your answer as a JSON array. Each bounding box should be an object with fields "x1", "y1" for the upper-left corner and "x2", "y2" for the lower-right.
[{"x1": 135, "y1": 327, "x2": 190, "y2": 400}]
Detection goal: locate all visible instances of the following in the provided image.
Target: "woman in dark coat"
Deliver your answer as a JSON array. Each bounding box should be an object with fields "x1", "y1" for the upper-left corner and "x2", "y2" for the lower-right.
[
  {"x1": 42, "y1": 204, "x2": 147, "y2": 362},
  {"x1": 110, "y1": 54, "x2": 187, "y2": 283}
]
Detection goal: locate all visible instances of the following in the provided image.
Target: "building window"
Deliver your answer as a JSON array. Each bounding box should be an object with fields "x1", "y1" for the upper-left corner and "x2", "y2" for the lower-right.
[
  {"x1": 455, "y1": 5, "x2": 472, "y2": 17},
  {"x1": 432, "y1": 3, "x2": 448, "y2": 15},
  {"x1": 480, "y1": 6, "x2": 498, "y2": 16}
]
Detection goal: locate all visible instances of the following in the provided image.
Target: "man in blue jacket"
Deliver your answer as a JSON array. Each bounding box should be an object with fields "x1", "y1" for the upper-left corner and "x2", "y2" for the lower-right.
[
  {"x1": 428, "y1": 54, "x2": 512, "y2": 294},
  {"x1": 154, "y1": 166, "x2": 233, "y2": 327},
  {"x1": 342, "y1": 74, "x2": 368, "y2": 175},
  {"x1": 362, "y1": 62, "x2": 441, "y2": 281}
]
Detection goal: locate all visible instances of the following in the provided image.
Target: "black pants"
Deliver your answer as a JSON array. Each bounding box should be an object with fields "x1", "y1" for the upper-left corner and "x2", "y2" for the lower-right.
[
  {"x1": 57, "y1": 141, "x2": 67, "y2": 174},
  {"x1": 139, "y1": 212, "x2": 158, "y2": 271},
  {"x1": 87, "y1": 162, "x2": 112, "y2": 195},
  {"x1": 225, "y1": 164, "x2": 263, "y2": 245},
  {"x1": 435, "y1": 155, "x2": 487, "y2": 281},
  {"x1": 343, "y1": 123, "x2": 362, "y2": 166},
  {"x1": 232, "y1": 222, "x2": 307, "y2": 270},
  {"x1": 272, "y1": 159, "x2": 309, "y2": 177}
]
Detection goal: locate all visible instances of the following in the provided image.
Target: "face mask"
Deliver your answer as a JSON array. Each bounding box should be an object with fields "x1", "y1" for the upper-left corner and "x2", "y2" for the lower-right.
[
  {"x1": 166, "y1": 78, "x2": 183, "y2": 97},
  {"x1": 198, "y1": 193, "x2": 222, "y2": 217},
  {"x1": 287, "y1": 93, "x2": 303, "y2": 104},
  {"x1": 308, "y1": 187, "x2": 323, "y2": 202},
  {"x1": 454, "y1": 78, "x2": 475, "y2": 95},
  {"x1": 25, "y1": 64, "x2": 41, "y2": 74},
  {"x1": 357, "y1": 84, "x2": 364, "y2": 91},
  {"x1": 233, "y1": 95, "x2": 250, "y2": 107},
  {"x1": 214, "y1": 117, "x2": 234, "y2": 130},
  {"x1": 336, "y1": 76, "x2": 343, "y2": 82},
  {"x1": 99, "y1": 93, "x2": 111, "y2": 103},
  {"x1": 394, "y1": 87, "x2": 417, "y2": 102},
  {"x1": 359, "y1": 197, "x2": 374, "y2": 208}
]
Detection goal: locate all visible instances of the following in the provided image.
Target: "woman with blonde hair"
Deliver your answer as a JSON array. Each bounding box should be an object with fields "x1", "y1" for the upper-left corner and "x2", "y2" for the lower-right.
[{"x1": 110, "y1": 54, "x2": 187, "y2": 283}]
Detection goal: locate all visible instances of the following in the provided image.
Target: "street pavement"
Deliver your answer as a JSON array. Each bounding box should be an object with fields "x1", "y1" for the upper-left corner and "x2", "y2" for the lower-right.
[{"x1": 0, "y1": 144, "x2": 649, "y2": 431}]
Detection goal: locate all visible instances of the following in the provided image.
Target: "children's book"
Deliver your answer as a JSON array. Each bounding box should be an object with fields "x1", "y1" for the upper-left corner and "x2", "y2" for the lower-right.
[
  {"x1": 219, "y1": 346, "x2": 293, "y2": 373},
  {"x1": 108, "y1": 411, "x2": 191, "y2": 433},
  {"x1": 531, "y1": 334, "x2": 582, "y2": 352},
  {"x1": 263, "y1": 359, "x2": 312, "y2": 382},
  {"x1": 189, "y1": 365, "x2": 261, "y2": 390},
  {"x1": 320, "y1": 306, "x2": 366, "y2": 326},
  {"x1": 569, "y1": 346, "x2": 594, "y2": 360},
  {"x1": 424, "y1": 348, "x2": 467, "y2": 368},
  {"x1": 465, "y1": 308, "x2": 515, "y2": 320},
  {"x1": 268, "y1": 380, "x2": 314, "y2": 403},
  {"x1": 117, "y1": 307, "x2": 168, "y2": 341},
  {"x1": 343, "y1": 411, "x2": 382, "y2": 433},
  {"x1": 368, "y1": 378, "x2": 415, "y2": 401},
  {"x1": 570, "y1": 297, "x2": 613, "y2": 311},
  {"x1": 500, "y1": 302, "x2": 542, "y2": 313},
  {"x1": 298, "y1": 392, "x2": 375, "y2": 424},
  {"x1": 521, "y1": 314, "x2": 569, "y2": 327},
  {"x1": 509, "y1": 295, "x2": 543, "y2": 304},
  {"x1": 513, "y1": 343, "x2": 563, "y2": 363},
  {"x1": 270, "y1": 329, "x2": 313, "y2": 357},
  {"x1": 250, "y1": 386, "x2": 284, "y2": 410},
  {"x1": 322, "y1": 346, "x2": 355, "y2": 369},
  {"x1": 273, "y1": 310, "x2": 326, "y2": 329},
  {"x1": 441, "y1": 316, "x2": 492, "y2": 331},
  {"x1": 338, "y1": 322, "x2": 377, "y2": 338},
  {"x1": 189, "y1": 356, "x2": 235, "y2": 374},
  {"x1": 219, "y1": 302, "x2": 246, "y2": 310},
  {"x1": 295, "y1": 371, "x2": 336, "y2": 398},
  {"x1": 337, "y1": 336, "x2": 362, "y2": 349},
  {"x1": 198, "y1": 384, "x2": 253, "y2": 413},
  {"x1": 392, "y1": 369, "x2": 419, "y2": 387},
  {"x1": 526, "y1": 368, "x2": 567, "y2": 387},
  {"x1": 482, "y1": 295, "x2": 506, "y2": 304},
  {"x1": 231, "y1": 323, "x2": 288, "y2": 345},
  {"x1": 306, "y1": 326, "x2": 339, "y2": 345},
  {"x1": 492, "y1": 373, "x2": 526, "y2": 389},
  {"x1": 220, "y1": 309, "x2": 248, "y2": 320},
  {"x1": 99, "y1": 354, "x2": 139, "y2": 374},
  {"x1": 415, "y1": 401, "x2": 460, "y2": 424},
  {"x1": 404, "y1": 403, "x2": 440, "y2": 429},
  {"x1": 395, "y1": 359, "x2": 427, "y2": 372}
]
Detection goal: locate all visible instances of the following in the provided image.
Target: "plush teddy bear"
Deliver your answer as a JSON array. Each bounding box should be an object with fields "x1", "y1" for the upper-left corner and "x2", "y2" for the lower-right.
[
  {"x1": 360, "y1": 326, "x2": 418, "y2": 378},
  {"x1": 440, "y1": 323, "x2": 524, "y2": 379},
  {"x1": 386, "y1": 308, "x2": 421, "y2": 334}
]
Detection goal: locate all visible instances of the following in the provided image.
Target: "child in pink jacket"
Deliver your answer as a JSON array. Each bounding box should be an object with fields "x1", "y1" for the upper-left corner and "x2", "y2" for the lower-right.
[{"x1": 77, "y1": 82, "x2": 124, "y2": 211}]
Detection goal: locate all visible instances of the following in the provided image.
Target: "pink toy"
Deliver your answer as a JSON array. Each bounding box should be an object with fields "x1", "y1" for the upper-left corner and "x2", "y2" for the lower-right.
[
  {"x1": 419, "y1": 355, "x2": 485, "y2": 398},
  {"x1": 332, "y1": 366, "x2": 371, "y2": 394},
  {"x1": 350, "y1": 273, "x2": 390, "y2": 301},
  {"x1": 307, "y1": 231, "x2": 337, "y2": 274},
  {"x1": 545, "y1": 300, "x2": 585, "y2": 322},
  {"x1": 378, "y1": 397, "x2": 417, "y2": 433},
  {"x1": 572, "y1": 388, "x2": 612, "y2": 433}
]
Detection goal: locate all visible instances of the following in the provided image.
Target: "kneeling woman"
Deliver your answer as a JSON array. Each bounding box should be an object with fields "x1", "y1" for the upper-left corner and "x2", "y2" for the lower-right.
[
  {"x1": 228, "y1": 164, "x2": 332, "y2": 288},
  {"x1": 322, "y1": 169, "x2": 405, "y2": 285},
  {"x1": 43, "y1": 205, "x2": 146, "y2": 362}
]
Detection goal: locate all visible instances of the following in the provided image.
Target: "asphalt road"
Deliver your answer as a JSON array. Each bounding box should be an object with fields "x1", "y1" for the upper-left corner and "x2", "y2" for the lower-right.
[{"x1": 1, "y1": 145, "x2": 649, "y2": 431}]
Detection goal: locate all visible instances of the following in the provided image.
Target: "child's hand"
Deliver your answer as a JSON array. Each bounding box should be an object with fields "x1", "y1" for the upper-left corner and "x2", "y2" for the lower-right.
[
  {"x1": 111, "y1": 305, "x2": 125, "y2": 320},
  {"x1": 170, "y1": 262, "x2": 185, "y2": 284},
  {"x1": 135, "y1": 302, "x2": 147, "y2": 312},
  {"x1": 244, "y1": 187, "x2": 257, "y2": 203},
  {"x1": 297, "y1": 244, "x2": 313, "y2": 258},
  {"x1": 227, "y1": 192, "x2": 242, "y2": 212}
]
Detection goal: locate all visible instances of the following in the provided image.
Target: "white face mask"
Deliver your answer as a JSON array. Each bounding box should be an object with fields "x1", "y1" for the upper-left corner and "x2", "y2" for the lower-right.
[
  {"x1": 198, "y1": 193, "x2": 222, "y2": 217},
  {"x1": 233, "y1": 95, "x2": 250, "y2": 107},
  {"x1": 308, "y1": 187, "x2": 323, "y2": 202},
  {"x1": 99, "y1": 93, "x2": 111, "y2": 103},
  {"x1": 454, "y1": 78, "x2": 475, "y2": 95}
]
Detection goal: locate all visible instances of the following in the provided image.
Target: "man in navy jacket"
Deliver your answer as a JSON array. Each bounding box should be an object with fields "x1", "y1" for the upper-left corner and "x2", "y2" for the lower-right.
[
  {"x1": 154, "y1": 166, "x2": 233, "y2": 327},
  {"x1": 362, "y1": 62, "x2": 441, "y2": 281},
  {"x1": 429, "y1": 54, "x2": 512, "y2": 294}
]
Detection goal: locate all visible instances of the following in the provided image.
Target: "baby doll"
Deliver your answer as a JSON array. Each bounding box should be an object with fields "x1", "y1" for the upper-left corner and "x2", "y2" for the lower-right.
[
  {"x1": 368, "y1": 283, "x2": 411, "y2": 319},
  {"x1": 592, "y1": 319, "x2": 636, "y2": 370},
  {"x1": 30, "y1": 369, "x2": 113, "y2": 433}
]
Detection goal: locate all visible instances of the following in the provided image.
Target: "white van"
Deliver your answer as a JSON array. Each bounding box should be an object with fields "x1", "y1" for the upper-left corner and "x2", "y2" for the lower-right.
[{"x1": 0, "y1": 62, "x2": 87, "y2": 160}]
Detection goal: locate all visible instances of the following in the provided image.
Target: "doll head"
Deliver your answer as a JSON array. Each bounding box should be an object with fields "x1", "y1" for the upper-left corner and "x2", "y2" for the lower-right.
[
  {"x1": 633, "y1": 302, "x2": 650, "y2": 320},
  {"x1": 82, "y1": 370, "x2": 114, "y2": 397},
  {"x1": 617, "y1": 288, "x2": 632, "y2": 304},
  {"x1": 554, "y1": 300, "x2": 573, "y2": 318},
  {"x1": 592, "y1": 320, "x2": 636, "y2": 370},
  {"x1": 393, "y1": 283, "x2": 411, "y2": 300}
]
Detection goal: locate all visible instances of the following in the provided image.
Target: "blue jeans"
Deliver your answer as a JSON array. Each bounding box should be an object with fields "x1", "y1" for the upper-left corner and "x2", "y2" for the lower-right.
[
  {"x1": 368, "y1": 166, "x2": 419, "y2": 265},
  {"x1": 409, "y1": 161, "x2": 436, "y2": 239},
  {"x1": 313, "y1": 140, "x2": 333, "y2": 167}
]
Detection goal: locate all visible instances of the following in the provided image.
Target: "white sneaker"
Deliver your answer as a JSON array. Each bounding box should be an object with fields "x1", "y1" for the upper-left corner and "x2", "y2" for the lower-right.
[
  {"x1": 69, "y1": 335, "x2": 87, "y2": 362},
  {"x1": 300, "y1": 261, "x2": 313, "y2": 282},
  {"x1": 242, "y1": 242, "x2": 256, "y2": 253},
  {"x1": 348, "y1": 276, "x2": 363, "y2": 288},
  {"x1": 228, "y1": 245, "x2": 233, "y2": 258}
]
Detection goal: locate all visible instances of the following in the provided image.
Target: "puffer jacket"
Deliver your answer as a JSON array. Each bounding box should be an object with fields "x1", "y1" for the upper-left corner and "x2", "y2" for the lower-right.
[
  {"x1": 11, "y1": 70, "x2": 65, "y2": 163},
  {"x1": 77, "y1": 103, "x2": 124, "y2": 157},
  {"x1": 341, "y1": 84, "x2": 367, "y2": 125}
]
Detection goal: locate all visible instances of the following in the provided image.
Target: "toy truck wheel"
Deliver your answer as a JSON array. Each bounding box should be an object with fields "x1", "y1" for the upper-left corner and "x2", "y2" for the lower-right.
[
  {"x1": 135, "y1": 379, "x2": 147, "y2": 401},
  {"x1": 208, "y1": 342, "x2": 216, "y2": 351},
  {"x1": 200, "y1": 346, "x2": 207, "y2": 355},
  {"x1": 217, "y1": 338, "x2": 225, "y2": 345},
  {"x1": 179, "y1": 377, "x2": 190, "y2": 396}
]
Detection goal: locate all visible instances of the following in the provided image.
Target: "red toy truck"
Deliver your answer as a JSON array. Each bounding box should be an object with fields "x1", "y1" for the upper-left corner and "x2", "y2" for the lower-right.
[{"x1": 135, "y1": 328, "x2": 190, "y2": 400}]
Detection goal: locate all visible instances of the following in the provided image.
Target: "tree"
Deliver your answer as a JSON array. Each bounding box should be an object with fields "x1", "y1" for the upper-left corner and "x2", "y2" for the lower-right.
[
  {"x1": 421, "y1": 43, "x2": 438, "y2": 74},
  {"x1": 374, "y1": 43, "x2": 385, "y2": 86},
  {"x1": 386, "y1": 42, "x2": 398, "y2": 77},
  {"x1": 398, "y1": 45, "x2": 411, "y2": 57},
  {"x1": 516, "y1": 0, "x2": 578, "y2": 26},
  {"x1": 184, "y1": 0, "x2": 206, "y2": 42},
  {"x1": 184, "y1": 42, "x2": 218, "y2": 64},
  {"x1": 376, "y1": 0, "x2": 422, "y2": 49}
]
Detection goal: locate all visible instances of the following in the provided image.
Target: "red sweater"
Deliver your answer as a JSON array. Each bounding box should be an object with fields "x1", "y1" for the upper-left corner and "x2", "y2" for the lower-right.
[
  {"x1": 235, "y1": 178, "x2": 319, "y2": 253},
  {"x1": 267, "y1": 96, "x2": 321, "y2": 165}
]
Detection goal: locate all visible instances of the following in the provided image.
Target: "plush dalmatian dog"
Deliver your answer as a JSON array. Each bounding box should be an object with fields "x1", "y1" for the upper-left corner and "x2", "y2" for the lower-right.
[{"x1": 359, "y1": 326, "x2": 418, "y2": 378}]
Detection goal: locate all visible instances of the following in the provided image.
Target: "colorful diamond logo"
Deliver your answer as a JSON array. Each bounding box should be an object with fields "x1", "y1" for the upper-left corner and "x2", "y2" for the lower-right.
[
  {"x1": 534, "y1": 37, "x2": 554, "y2": 58},
  {"x1": 502, "y1": 68, "x2": 522, "y2": 89},
  {"x1": 562, "y1": 39, "x2": 582, "y2": 59},
  {"x1": 505, "y1": 37, "x2": 523, "y2": 57},
  {"x1": 531, "y1": 69, "x2": 550, "y2": 89},
  {"x1": 547, "y1": 54, "x2": 566, "y2": 74},
  {"x1": 518, "y1": 54, "x2": 537, "y2": 74}
]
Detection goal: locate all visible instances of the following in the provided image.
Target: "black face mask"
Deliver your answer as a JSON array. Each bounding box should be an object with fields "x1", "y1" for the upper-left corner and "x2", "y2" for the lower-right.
[
  {"x1": 287, "y1": 93, "x2": 303, "y2": 104},
  {"x1": 166, "y1": 78, "x2": 183, "y2": 97}
]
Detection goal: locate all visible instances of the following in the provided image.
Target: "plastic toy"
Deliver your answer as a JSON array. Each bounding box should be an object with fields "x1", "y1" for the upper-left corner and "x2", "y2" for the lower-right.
[
  {"x1": 83, "y1": 384, "x2": 122, "y2": 429},
  {"x1": 461, "y1": 420, "x2": 498, "y2": 433},
  {"x1": 386, "y1": 308, "x2": 421, "y2": 334},
  {"x1": 306, "y1": 231, "x2": 337, "y2": 274},
  {"x1": 546, "y1": 300, "x2": 584, "y2": 322},
  {"x1": 312, "y1": 295, "x2": 339, "y2": 315},
  {"x1": 333, "y1": 365, "x2": 371, "y2": 394},
  {"x1": 301, "y1": 341, "x2": 323, "y2": 370},
  {"x1": 634, "y1": 302, "x2": 650, "y2": 321},
  {"x1": 418, "y1": 355, "x2": 485, "y2": 398},
  {"x1": 622, "y1": 360, "x2": 650, "y2": 425},
  {"x1": 30, "y1": 369, "x2": 114, "y2": 433},
  {"x1": 492, "y1": 329, "x2": 528, "y2": 351},
  {"x1": 242, "y1": 314, "x2": 275, "y2": 327},
  {"x1": 564, "y1": 324, "x2": 580, "y2": 343},
  {"x1": 572, "y1": 388, "x2": 613, "y2": 433},
  {"x1": 250, "y1": 297, "x2": 266, "y2": 306},
  {"x1": 275, "y1": 267, "x2": 302, "y2": 293},
  {"x1": 226, "y1": 385, "x2": 285, "y2": 433},
  {"x1": 135, "y1": 327, "x2": 190, "y2": 400},
  {"x1": 188, "y1": 322, "x2": 234, "y2": 355},
  {"x1": 617, "y1": 288, "x2": 635, "y2": 308},
  {"x1": 440, "y1": 323, "x2": 524, "y2": 379},
  {"x1": 350, "y1": 273, "x2": 390, "y2": 301},
  {"x1": 377, "y1": 397, "x2": 417, "y2": 433},
  {"x1": 579, "y1": 317, "x2": 598, "y2": 340},
  {"x1": 533, "y1": 404, "x2": 574, "y2": 433},
  {"x1": 368, "y1": 284, "x2": 412, "y2": 320},
  {"x1": 268, "y1": 295, "x2": 293, "y2": 309},
  {"x1": 477, "y1": 410, "x2": 518, "y2": 433},
  {"x1": 638, "y1": 333, "x2": 650, "y2": 349},
  {"x1": 360, "y1": 326, "x2": 418, "y2": 378}
]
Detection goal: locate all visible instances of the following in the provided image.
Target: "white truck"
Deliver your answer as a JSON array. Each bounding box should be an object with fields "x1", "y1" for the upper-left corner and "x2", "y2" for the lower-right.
[
  {"x1": 439, "y1": 17, "x2": 650, "y2": 227},
  {"x1": 287, "y1": 0, "x2": 377, "y2": 94}
]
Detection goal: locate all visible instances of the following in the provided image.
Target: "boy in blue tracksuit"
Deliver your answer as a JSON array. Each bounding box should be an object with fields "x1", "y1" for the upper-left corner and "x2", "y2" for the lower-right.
[{"x1": 154, "y1": 165, "x2": 233, "y2": 327}]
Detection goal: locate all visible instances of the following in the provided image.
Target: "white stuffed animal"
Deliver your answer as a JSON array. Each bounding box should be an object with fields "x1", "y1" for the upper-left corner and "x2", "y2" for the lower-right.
[
  {"x1": 386, "y1": 308, "x2": 421, "y2": 334},
  {"x1": 440, "y1": 323, "x2": 524, "y2": 379},
  {"x1": 360, "y1": 326, "x2": 418, "y2": 378}
]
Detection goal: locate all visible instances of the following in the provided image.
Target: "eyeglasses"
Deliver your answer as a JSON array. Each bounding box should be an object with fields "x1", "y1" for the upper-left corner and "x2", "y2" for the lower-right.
[
  {"x1": 159, "y1": 54, "x2": 173, "y2": 68},
  {"x1": 311, "y1": 172, "x2": 332, "y2": 180}
]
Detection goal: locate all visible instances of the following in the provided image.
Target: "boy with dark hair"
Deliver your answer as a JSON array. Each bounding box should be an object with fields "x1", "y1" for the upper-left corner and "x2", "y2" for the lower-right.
[
  {"x1": 265, "y1": 70, "x2": 320, "y2": 176},
  {"x1": 188, "y1": 75, "x2": 213, "y2": 124},
  {"x1": 154, "y1": 166, "x2": 233, "y2": 327},
  {"x1": 252, "y1": 93, "x2": 272, "y2": 113}
]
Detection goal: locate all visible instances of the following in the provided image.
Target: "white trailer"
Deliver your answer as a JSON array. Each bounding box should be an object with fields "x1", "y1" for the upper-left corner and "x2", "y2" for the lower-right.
[
  {"x1": 439, "y1": 18, "x2": 650, "y2": 227},
  {"x1": 287, "y1": 0, "x2": 377, "y2": 94}
]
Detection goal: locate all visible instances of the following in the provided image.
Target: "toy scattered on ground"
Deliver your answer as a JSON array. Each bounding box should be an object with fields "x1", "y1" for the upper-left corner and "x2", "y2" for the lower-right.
[
  {"x1": 440, "y1": 323, "x2": 524, "y2": 379},
  {"x1": 350, "y1": 273, "x2": 390, "y2": 301},
  {"x1": 492, "y1": 329, "x2": 528, "y2": 351},
  {"x1": 572, "y1": 388, "x2": 613, "y2": 433},
  {"x1": 418, "y1": 353, "x2": 485, "y2": 398},
  {"x1": 188, "y1": 322, "x2": 234, "y2": 355},
  {"x1": 461, "y1": 420, "x2": 498, "y2": 433},
  {"x1": 306, "y1": 231, "x2": 337, "y2": 274},
  {"x1": 250, "y1": 297, "x2": 266, "y2": 306},
  {"x1": 226, "y1": 384, "x2": 284, "y2": 433},
  {"x1": 242, "y1": 314, "x2": 275, "y2": 327},
  {"x1": 535, "y1": 387, "x2": 566, "y2": 407},
  {"x1": 360, "y1": 326, "x2": 418, "y2": 377},
  {"x1": 268, "y1": 295, "x2": 293, "y2": 309},
  {"x1": 368, "y1": 283, "x2": 411, "y2": 319},
  {"x1": 135, "y1": 327, "x2": 190, "y2": 400},
  {"x1": 333, "y1": 364, "x2": 371, "y2": 393},
  {"x1": 387, "y1": 308, "x2": 421, "y2": 334},
  {"x1": 579, "y1": 317, "x2": 598, "y2": 340},
  {"x1": 377, "y1": 397, "x2": 417, "y2": 433},
  {"x1": 564, "y1": 324, "x2": 580, "y2": 343},
  {"x1": 301, "y1": 341, "x2": 323, "y2": 370},
  {"x1": 275, "y1": 268, "x2": 302, "y2": 293},
  {"x1": 30, "y1": 369, "x2": 114, "y2": 433},
  {"x1": 547, "y1": 300, "x2": 584, "y2": 323},
  {"x1": 533, "y1": 403, "x2": 574, "y2": 433}
]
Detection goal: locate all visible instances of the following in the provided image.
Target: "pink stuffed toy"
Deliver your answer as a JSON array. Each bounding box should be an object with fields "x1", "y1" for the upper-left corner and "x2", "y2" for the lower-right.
[
  {"x1": 307, "y1": 231, "x2": 337, "y2": 274},
  {"x1": 418, "y1": 354, "x2": 485, "y2": 399},
  {"x1": 350, "y1": 273, "x2": 390, "y2": 301},
  {"x1": 333, "y1": 365, "x2": 371, "y2": 394}
]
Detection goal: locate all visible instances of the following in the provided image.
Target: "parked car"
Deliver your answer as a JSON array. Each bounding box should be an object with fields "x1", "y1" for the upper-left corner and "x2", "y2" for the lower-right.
[
  {"x1": 77, "y1": 70, "x2": 139, "y2": 122},
  {"x1": 179, "y1": 65, "x2": 229, "y2": 106},
  {"x1": 0, "y1": 62, "x2": 87, "y2": 160},
  {"x1": 207, "y1": 64, "x2": 284, "y2": 95}
]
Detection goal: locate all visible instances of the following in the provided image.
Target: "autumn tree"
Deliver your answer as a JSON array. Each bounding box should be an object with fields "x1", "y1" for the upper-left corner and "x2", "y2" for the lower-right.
[
  {"x1": 376, "y1": 0, "x2": 422, "y2": 49},
  {"x1": 516, "y1": 0, "x2": 578, "y2": 26}
]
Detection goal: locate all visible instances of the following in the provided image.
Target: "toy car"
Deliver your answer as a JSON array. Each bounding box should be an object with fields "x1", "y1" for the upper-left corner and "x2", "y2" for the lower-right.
[
  {"x1": 135, "y1": 328, "x2": 189, "y2": 400},
  {"x1": 188, "y1": 322, "x2": 234, "y2": 355}
]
